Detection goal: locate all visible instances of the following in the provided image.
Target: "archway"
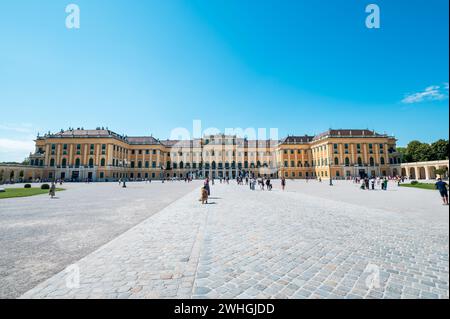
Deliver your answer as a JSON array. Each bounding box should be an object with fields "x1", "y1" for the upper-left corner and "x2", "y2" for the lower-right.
[
  {"x1": 428, "y1": 166, "x2": 437, "y2": 180},
  {"x1": 409, "y1": 167, "x2": 416, "y2": 179},
  {"x1": 418, "y1": 167, "x2": 426, "y2": 180},
  {"x1": 401, "y1": 168, "x2": 407, "y2": 177},
  {"x1": 393, "y1": 168, "x2": 398, "y2": 177}
]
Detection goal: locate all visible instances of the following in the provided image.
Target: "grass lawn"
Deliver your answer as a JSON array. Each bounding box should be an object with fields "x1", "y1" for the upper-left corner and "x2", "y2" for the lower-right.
[
  {"x1": 399, "y1": 183, "x2": 438, "y2": 191},
  {"x1": 0, "y1": 187, "x2": 65, "y2": 199}
]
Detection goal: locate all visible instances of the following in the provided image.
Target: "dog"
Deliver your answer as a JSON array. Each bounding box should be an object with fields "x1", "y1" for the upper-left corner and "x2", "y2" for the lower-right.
[{"x1": 199, "y1": 187, "x2": 208, "y2": 204}]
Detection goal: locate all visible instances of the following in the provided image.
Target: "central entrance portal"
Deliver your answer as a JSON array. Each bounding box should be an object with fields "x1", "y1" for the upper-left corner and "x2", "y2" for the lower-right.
[{"x1": 72, "y1": 171, "x2": 79, "y2": 181}]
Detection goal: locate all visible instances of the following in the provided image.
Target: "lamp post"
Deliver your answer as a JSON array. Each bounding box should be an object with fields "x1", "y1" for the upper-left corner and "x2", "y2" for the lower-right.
[{"x1": 329, "y1": 157, "x2": 333, "y2": 186}]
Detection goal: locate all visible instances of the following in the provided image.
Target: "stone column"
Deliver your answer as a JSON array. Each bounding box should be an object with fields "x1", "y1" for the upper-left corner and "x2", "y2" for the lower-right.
[{"x1": 425, "y1": 166, "x2": 430, "y2": 180}]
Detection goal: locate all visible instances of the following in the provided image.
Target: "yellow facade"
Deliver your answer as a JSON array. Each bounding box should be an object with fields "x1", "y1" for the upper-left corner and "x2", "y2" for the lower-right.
[{"x1": 22, "y1": 128, "x2": 401, "y2": 181}]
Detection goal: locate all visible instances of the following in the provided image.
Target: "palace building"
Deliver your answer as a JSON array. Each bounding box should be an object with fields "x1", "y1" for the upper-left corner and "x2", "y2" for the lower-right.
[{"x1": 8, "y1": 128, "x2": 402, "y2": 182}]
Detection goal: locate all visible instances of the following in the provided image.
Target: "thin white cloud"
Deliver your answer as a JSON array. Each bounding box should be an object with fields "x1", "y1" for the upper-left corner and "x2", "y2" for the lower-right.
[
  {"x1": 0, "y1": 138, "x2": 35, "y2": 152},
  {"x1": 0, "y1": 138, "x2": 35, "y2": 163},
  {"x1": 0, "y1": 123, "x2": 34, "y2": 133},
  {"x1": 401, "y1": 83, "x2": 449, "y2": 104}
]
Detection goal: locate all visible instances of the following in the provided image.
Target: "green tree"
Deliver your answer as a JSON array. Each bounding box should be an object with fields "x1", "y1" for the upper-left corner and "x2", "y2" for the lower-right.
[
  {"x1": 404, "y1": 140, "x2": 423, "y2": 162},
  {"x1": 401, "y1": 139, "x2": 449, "y2": 163},
  {"x1": 435, "y1": 168, "x2": 448, "y2": 177},
  {"x1": 397, "y1": 147, "x2": 407, "y2": 162},
  {"x1": 430, "y1": 139, "x2": 449, "y2": 161}
]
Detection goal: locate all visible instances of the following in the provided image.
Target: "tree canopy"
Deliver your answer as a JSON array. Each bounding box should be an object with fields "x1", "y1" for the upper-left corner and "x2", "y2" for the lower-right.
[{"x1": 399, "y1": 139, "x2": 449, "y2": 163}]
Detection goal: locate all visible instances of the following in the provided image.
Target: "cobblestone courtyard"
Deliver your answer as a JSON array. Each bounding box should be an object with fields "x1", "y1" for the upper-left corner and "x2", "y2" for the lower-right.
[{"x1": 1, "y1": 180, "x2": 448, "y2": 299}]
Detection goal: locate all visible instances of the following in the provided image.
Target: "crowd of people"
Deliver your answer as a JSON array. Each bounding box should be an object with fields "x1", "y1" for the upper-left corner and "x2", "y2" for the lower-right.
[
  {"x1": 112, "y1": 172, "x2": 449, "y2": 207},
  {"x1": 198, "y1": 175, "x2": 288, "y2": 204},
  {"x1": 357, "y1": 176, "x2": 390, "y2": 191}
]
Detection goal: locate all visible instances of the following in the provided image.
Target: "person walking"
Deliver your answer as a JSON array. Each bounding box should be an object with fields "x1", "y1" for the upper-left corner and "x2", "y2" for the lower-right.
[
  {"x1": 435, "y1": 178, "x2": 449, "y2": 205},
  {"x1": 281, "y1": 177, "x2": 286, "y2": 191},
  {"x1": 266, "y1": 178, "x2": 272, "y2": 191},
  {"x1": 382, "y1": 177, "x2": 388, "y2": 191},
  {"x1": 204, "y1": 178, "x2": 211, "y2": 196},
  {"x1": 49, "y1": 182, "x2": 56, "y2": 199}
]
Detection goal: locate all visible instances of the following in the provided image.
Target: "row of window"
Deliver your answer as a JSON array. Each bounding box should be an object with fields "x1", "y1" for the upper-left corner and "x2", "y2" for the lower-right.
[
  {"x1": 130, "y1": 149, "x2": 159, "y2": 155},
  {"x1": 50, "y1": 144, "x2": 106, "y2": 156},
  {"x1": 49, "y1": 158, "x2": 106, "y2": 167},
  {"x1": 48, "y1": 156, "x2": 400, "y2": 169},
  {"x1": 281, "y1": 157, "x2": 388, "y2": 168}
]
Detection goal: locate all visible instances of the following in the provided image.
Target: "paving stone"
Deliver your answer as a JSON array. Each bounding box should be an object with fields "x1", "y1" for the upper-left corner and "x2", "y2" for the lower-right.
[{"x1": 17, "y1": 181, "x2": 449, "y2": 300}]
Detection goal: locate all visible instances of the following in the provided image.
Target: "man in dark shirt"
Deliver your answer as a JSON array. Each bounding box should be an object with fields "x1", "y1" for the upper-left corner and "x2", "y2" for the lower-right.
[{"x1": 435, "y1": 178, "x2": 449, "y2": 205}]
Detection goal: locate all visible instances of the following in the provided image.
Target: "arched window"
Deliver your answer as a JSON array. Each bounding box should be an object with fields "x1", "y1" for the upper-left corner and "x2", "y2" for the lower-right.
[
  {"x1": 380, "y1": 157, "x2": 385, "y2": 165},
  {"x1": 345, "y1": 157, "x2": 350, "y2": 166},
  {"x1": 357, "y1": 157, "x2": 363, "y2": 166},
  {"x1": 61, "y1": 158, "x2": 67, "y2": 167},
  {"x1": 89, "y1": 158, "x2": 94, "y2": 167},
  {"x1": 334, "y1": 157, "x2": 339, "y2": 165},
  {"x1": 244, "y1": 161, "x2": 249, "y2": 168},
  {"x1": 370, "y1": 157, "x2": 375, "y2": 166},
  {"x1": 257, "y1": 161, "x2": 261, "y2": 168},
  {"x1": 179, "y1": 161, "x2": 184, "y2": 169},
  {"x1": 100, "y1": 158, "x2": 106, "y2": 167},
  {"x1": 212, "y1": 161, "x2": 216, "y2": 169},
  {"x1": 50, "y1": 158, "x2": 55, "y2": 167},
  {"x1": 75, "y1": 158, "x2": 81, "y2": 168}
]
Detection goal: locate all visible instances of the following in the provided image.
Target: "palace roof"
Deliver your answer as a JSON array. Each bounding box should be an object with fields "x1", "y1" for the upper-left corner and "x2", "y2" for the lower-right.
[{"x1": 39, "y1": 128, "x2": 391, "y2": 146}]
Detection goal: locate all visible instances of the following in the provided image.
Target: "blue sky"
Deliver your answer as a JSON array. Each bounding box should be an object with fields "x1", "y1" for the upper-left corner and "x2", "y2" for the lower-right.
[{"x1": 0, "y1": 0, "x2": 448, "y2": 161}]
